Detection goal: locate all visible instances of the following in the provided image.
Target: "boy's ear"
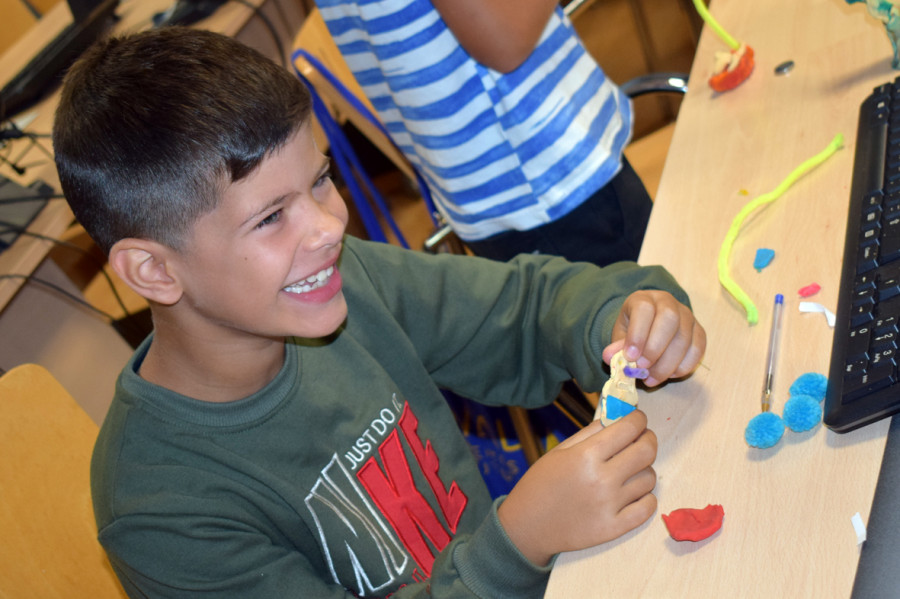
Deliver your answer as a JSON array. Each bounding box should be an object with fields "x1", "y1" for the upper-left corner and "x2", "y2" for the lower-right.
[{"x1": 109, "y1": 238, "x2": 183, "y2": 306}]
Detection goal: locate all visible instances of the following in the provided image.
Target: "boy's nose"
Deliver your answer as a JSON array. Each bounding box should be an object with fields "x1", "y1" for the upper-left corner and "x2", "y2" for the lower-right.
[{"x1": 304, "y1": 200, "x2": 347, "y2": 249}]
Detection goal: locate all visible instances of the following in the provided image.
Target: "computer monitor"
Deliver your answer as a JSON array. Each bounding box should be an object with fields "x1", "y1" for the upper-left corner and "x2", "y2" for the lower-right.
[
  {"x1": 69, "y1": 0, "x2": 104, "y2": 21},
  {"x1": 0, "y1": 0, "x2": 119, "y2": 121}
]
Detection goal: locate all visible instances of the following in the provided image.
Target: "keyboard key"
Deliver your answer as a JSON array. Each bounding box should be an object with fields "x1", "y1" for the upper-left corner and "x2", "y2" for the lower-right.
[
  {"x1": 864, "y1": 361, "x2": 895, "y2": 389},
  {"x1": 848, "y1": 325, "x2": 872, "y2": 362},
  {"x1": 864, "y1": 190, "x2": 885, "y2": 211},
  {"x1": 881, "y1": 217, "x2": 900, "y2": 263},
  {"x1": 842, "y1": 373, "x2": 869, "y2": 402},
  {"x1": 851, "y1": 301, "x2": 876, "y2": 327},
  {"x1": 860, "y1": 220, "x2": 881, "y2": 243},
  {"x1": 843, "y1": 362, "x2": 896, "y2": 403},
  {"x1": 856, "y1": 271, "x2": 877, "y2": 289},
  {"x1": 871, "y1": 347, "x2": 897, "y2": 364},
  {"x1": 865, "y1": 204, "x2": 883, "y2": 224},
  {"x1": 888, "y1": 191, "x2": 900, "y2": 206},
  {"x1": 877, "y1": 294, "x2": 900, "y2": 318},
  {"x1": 857, "y1": 240, "x2": 880, "y2": 273},
  {"x1": 874, "y1": 315, "x2": 899, "y2": 330},
  {"x1": 877, "y1": 276, "x2": 900, "y2": 301},
  {"x1": 854, "y1": 285, "x2": 876, "y2": 305},
  {"x1": 886, "y1": 163, "x2": 900, "y2": 184}
]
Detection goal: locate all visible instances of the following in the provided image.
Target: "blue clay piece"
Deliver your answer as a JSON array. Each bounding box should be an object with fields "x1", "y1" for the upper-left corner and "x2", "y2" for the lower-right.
[
  {"x1": 754, "y1": 248, "x2": 775, "y2": 272},
  {"x1": 782, "y1": 394, "x2": 822, "y2": 432},
  {"x1": 605, "y1": 395, "x2": 636, "y2": 420},
  {"x1": 788, "y1": 372, "x2": 828, "y2": 402},
  {"x1": 744, "y1": 412, "x2": 785, "y2": 448}
]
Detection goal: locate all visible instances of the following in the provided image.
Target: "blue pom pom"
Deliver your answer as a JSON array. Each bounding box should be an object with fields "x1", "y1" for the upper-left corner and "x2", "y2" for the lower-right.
[
  {"x1": 744, "y1": 412, "x2": 785, "y2": 448},
  {"x1": 788, "y1": 372, "x2": 828, "y2": 402},
  {"x1": 782, "y1": 394, "x2": 822, "y2": 432}
]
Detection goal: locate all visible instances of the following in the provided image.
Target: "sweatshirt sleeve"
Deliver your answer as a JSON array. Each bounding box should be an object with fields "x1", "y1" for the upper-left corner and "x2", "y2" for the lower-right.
[
  {"x1": 342, "y1": 237, "x2": 691, "y2": 408},
  {"x1": 99, "y1": 497, "x2": 548, "y2": 599},
  {"x1": 386, "y1": 497, "x2": 553, "y2": 598}
]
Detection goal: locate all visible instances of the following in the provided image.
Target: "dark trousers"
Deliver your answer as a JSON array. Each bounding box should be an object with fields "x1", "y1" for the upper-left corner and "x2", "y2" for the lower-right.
[{"x1": 464, "y1": 158, "x2": 652, "y2": 266}]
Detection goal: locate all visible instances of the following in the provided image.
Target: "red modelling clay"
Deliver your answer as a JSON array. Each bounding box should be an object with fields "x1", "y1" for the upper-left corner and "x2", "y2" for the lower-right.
[
  {"x1": 709, "y1": 45, "x2": 754, "y2": 92},
  {"x1": 798, "y1": 283, "x2": 821, "y2": 297},
  {"x1": 662, "y1": 504, "x2": 724, "y2": 541}
]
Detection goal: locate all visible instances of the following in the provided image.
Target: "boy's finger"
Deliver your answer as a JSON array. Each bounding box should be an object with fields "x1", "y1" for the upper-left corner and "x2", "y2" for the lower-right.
[
  {"x1": 606, "y1": 427, "x2": 657, "y2": 475},
  {"x1": 614, "y1": 491, "x2": 658, "y2": 533},
  {"x1": 619, "y1": 466, "x2": 657, "y2": 508},
  {"x1": 591, "y1": 411, "x2": 653, "y2": 462},
  {"x1": 554, "y1": 418, "x2": 607, "y2": 450},
  {"x1": 555, "y1": 410, "x2": 648, "y2": 456},
  {"x1": 620, "y1": 297, "x2": 655, "y2": 361},
  {"x1": 648, "y1": 320, "x2": 706, "y2": 384},
  {"x1": 637, "y1": 305, "x2": 682, "y2": 367},
  {"x1": 672, "y1": 323, "x2": 707, "y2": 377},
  {"x1": 602, "y1": 338, "x2": 625, "y2": 364},
  {"x1": 645, "y1": 330, "x2": 691, "y2": 385}
]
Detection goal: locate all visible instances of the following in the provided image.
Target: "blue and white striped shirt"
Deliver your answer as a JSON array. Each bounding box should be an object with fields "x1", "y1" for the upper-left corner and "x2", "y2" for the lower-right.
[{"x1": 316, "y1": 0, "x2": 633, "y2": 241}]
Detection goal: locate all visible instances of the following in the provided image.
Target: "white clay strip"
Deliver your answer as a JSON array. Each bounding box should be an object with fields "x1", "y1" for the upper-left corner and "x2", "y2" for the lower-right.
[
  {"x1": 799, "y1": 301, "x2": 836, "y2": 328},
  {"x1": 852, "y1": 512, "x2": 867, "y2": 545}
]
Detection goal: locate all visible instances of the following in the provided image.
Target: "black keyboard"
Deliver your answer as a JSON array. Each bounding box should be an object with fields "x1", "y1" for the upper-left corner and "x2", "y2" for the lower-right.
[{"x1": 825, "y1": 77, "x2": 900, "y2": 433}]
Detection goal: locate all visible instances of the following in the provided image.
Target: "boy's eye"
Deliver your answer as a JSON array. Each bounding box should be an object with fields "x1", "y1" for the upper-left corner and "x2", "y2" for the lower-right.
[
  {"x1": 314, "y1": 169, "x2": 334, "y2": 188},
  {"x1": 256, "y1": 209, "x2": 282, "y2": 229}
]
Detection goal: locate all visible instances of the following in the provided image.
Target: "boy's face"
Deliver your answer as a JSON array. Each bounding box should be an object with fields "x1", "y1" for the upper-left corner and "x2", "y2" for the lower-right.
[{"x1": 171, "y1": 123, "x2": 350, "y2": 341}]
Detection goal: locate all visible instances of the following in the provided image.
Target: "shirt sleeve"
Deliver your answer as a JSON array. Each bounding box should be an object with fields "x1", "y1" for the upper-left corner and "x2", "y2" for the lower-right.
[
  {"x1": 342, "y1": 236, "x2": 691, "y2": 408},
  {"x1": 100, "y1": 497, "x2": 548, "y2": 599}
]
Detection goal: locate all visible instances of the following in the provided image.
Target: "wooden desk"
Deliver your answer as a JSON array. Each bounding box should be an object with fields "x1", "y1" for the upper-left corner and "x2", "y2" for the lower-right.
[{"x1": 546, "y1": 0, "x2": 895, "y2": 597}]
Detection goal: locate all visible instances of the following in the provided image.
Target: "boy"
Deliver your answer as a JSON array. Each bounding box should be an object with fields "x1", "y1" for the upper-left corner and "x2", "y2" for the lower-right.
[{"x1": 53, "y1": 28, "x2": 705, "y2": 598}]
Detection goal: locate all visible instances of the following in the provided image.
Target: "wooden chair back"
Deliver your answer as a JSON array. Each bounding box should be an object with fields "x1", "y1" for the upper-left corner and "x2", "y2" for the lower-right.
[{"x1": 0, "y1": 363, "x2": 125, "y2": 598}]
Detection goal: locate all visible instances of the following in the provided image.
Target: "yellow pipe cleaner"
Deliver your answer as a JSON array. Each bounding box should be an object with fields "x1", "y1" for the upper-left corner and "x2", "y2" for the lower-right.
[
  {"x1": 717, "y1": 133, "x2": 844, "y2": 325},
  {"x1": 692, "y1": 0, "x2": 740, "y2": 50}
]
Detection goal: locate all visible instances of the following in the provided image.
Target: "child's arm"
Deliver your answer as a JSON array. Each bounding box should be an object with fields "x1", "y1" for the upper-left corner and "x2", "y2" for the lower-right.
[
  {"x1": 496, "y1": 290, "x2": 705, "y2": 565},
  {"x1": 430, "y1": 0, "x2": 560, "y2": 72},
  {"x1": 602, "y1": 289, "x2": 707, "y2": 388},
  {"x1": 497, "y1": 411, "x2": 657, "y2": 566}
]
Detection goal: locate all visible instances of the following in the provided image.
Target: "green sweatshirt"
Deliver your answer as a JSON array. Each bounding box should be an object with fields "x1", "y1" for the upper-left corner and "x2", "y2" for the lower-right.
[{"x1": 91, "y1": 236, "x2": 690, "y2": 598}]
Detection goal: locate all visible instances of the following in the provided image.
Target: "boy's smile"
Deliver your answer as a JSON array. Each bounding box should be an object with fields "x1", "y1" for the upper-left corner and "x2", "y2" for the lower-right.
[
  {"x1": 282, "y1": 263, "x2": 342, "y2": 303},
  {"x1": 168, "y1": 122, "x2": 350, "y2": 343}
]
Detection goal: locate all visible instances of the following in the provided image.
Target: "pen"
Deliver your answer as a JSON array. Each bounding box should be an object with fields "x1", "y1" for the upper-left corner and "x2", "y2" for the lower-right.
[{"x1": 762, "y1": 293, "x2": 784, "y2": 412}]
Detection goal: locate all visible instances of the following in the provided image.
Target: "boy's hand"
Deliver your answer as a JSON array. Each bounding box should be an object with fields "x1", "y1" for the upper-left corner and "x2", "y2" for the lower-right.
[
  {"x1": 602, "y1": 290, "x2": 706, "y2": 387},
  {"x1": 497, "y1": 411, "x2": 657, "y2": 566}
]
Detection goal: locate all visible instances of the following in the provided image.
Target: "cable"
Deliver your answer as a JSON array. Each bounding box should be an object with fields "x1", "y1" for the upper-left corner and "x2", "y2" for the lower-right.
[
  {"x1": 0, "y1": 220, "x2": 134, "y2": 318},
  {"x1": 0, "y1": 194, "x2": 64, "y2": 205},
  {"x1": 0, "y1": 153, "x2": 26, "y2": 176},
  {"x1": 231, "y1": 0, "x2": 287, "y2": 67},
  {"x1": 0, "y1": 274, "x2": 119, "y2": 322},
  {"x1": 0, "y1": 127, "x2": 54, "y2": 174},
  {"x1": 266, "y1": 0, "x2": 292, "y2": 43}
]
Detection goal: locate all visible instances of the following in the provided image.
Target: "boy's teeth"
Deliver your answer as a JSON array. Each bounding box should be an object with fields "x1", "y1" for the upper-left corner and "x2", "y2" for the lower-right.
[{"x1": 284, "y1": 266, "x2": 334, "y2": 294}]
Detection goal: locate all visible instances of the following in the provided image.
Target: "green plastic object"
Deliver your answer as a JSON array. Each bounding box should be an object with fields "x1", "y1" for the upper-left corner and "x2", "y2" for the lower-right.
[{"x1": 847, "y1": 0, "x2": 900, "y2": 68}]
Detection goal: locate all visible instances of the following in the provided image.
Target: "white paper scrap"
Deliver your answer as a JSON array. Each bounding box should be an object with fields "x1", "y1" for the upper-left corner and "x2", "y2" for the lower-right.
[
  {"x1": 852, "y1": 512, "x2": 867, "y2": 545},
  {"x1": 799, "y1": 301, "x2": 836, "y2": 328}
]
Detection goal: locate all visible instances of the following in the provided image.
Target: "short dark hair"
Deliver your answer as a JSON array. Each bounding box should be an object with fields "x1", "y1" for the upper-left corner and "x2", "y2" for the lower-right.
[{"x1": 53, "y1": 27, "x2": 312, "y2": 253}]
